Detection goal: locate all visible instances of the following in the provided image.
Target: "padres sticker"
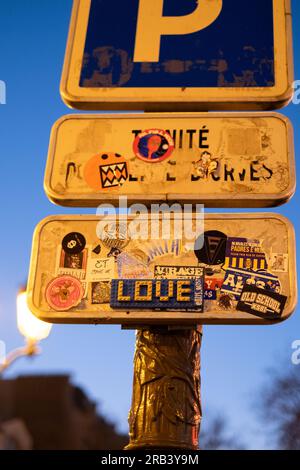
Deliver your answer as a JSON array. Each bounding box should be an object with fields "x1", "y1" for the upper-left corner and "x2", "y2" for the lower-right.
[{"x1": 133, "y1": 129, "x2": 174, "y2": 163}]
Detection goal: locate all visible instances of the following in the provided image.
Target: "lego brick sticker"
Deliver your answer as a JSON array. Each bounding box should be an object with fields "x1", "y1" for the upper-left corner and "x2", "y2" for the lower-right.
[
  {"x1": 110, "y1": 279, "x2": 204, "y2": 312},
  {"x1": 237, "y1": 284, "x2": 287, "y2": 320}
]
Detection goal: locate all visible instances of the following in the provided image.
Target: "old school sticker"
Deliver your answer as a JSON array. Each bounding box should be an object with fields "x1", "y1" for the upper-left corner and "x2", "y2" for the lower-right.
[
  {"x1": 44, "y1": 113, "x2": 295, "y2": 208},
  {"x1": 27, "y1": 213, "x2": 297, "y2": 326}
]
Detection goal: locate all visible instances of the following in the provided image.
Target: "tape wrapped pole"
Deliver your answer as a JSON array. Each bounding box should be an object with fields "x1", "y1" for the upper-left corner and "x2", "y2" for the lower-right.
[{"x1": 126, "y1": 326, "x2": 202, "y2": 450}]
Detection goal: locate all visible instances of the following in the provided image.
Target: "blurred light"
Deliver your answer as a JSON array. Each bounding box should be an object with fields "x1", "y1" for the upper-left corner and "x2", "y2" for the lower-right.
[{"x1": 17, "y1": 291, "x2": 52, "y2": 342}]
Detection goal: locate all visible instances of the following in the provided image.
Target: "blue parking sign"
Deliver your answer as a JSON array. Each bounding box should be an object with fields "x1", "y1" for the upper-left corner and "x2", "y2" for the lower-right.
[{"x1": 61, "y1": 0, "x2": 293, "y2": 110}]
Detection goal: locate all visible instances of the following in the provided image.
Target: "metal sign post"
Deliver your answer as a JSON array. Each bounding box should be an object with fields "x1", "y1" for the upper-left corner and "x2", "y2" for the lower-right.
[
  {"x1": 126, "y1": 327, "x2": 202, "y2": 450},
  {"x1": 27, "y1": 0, "x2": 296, "y2": 451},
  {"x1": 27, "y1": 212, "x2": 297, "y2": 449}
]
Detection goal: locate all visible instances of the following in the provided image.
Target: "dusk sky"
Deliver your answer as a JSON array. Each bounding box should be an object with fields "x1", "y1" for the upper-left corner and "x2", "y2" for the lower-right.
[{"x1": 0, "y1": 1, "x2": 299, "y2": 449}]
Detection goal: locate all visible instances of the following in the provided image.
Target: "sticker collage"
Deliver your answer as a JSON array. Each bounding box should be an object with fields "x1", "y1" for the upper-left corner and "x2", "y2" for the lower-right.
[{"x1": 42, "y1": 220, "x2": 289, "y2": 321}]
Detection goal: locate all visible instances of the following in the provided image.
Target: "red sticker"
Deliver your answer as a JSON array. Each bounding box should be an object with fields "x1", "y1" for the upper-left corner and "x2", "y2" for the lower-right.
[
  {"x1": 45, "y1": 275, "x2": 84, "y2": 311},
  {"x1": 133, "y1": 129, "x2": 174, "y2": 163}
]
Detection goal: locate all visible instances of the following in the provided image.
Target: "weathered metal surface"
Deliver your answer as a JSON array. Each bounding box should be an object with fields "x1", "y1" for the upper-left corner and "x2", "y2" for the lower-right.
[
  {"x1": 44, "y1": 113, "x2": 295, "y2": 208},
  {"x1": 27, "y1": 213, "x2": 297, "y2": 325},
  {"x1": 60, "y1": 0, "x2": 293, "y2": 110}
]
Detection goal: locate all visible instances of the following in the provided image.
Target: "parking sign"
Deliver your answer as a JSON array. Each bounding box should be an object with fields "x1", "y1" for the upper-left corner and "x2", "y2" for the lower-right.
[{"x1": 61, "y1": 0, "x2": 293, "y2": 110}]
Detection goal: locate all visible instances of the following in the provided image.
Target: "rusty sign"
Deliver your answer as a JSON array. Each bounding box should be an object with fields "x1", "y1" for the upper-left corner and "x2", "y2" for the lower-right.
[
  {"x1": 60, "y1": 0, "x2": 293, "y2": 110},
  {"x1": 44, "y1": 112, "x2": 295, "y2": 208},
  {"x1": 27, "y1": 213, "x2": 297, "y2": 325}
]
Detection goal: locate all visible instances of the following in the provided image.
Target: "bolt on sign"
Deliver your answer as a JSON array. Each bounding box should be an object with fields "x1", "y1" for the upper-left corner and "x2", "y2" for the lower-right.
[
  {"x1": 60, "y1": 0, "x2": 293, "y2": 111},
  {"x1": 44, "y1": 112, "x2": 295, "y2": 208},
  {"x1": 27, "y1": 213, "x2": 297, "y2": 325}
]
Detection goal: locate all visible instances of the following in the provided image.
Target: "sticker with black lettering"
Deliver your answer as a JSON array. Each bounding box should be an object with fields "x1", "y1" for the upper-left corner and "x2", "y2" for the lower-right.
[
  {"x1": 154, "y1": 265, "x2": 204, "y2": 279},
  {"x1": 237, "y1": 284, "x2": 287, "y2": 319}
]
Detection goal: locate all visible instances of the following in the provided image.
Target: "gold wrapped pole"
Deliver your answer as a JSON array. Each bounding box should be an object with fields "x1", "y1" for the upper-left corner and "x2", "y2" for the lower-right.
[{"x1": 126, "y1": 327, "x2": 202, "y2": 450}]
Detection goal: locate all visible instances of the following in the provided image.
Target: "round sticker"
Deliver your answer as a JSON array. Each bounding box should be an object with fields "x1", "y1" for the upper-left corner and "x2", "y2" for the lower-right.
[
  {"x1": 99, "y1": 222, "x2": 131, "y2": 250},
  {"x1": 62, "y1": 232, "x2": 86, "y2": 255},
  {"x1": 194, "y1": 230, "x2": 227, "y2": 265},
  {"x1": 133, "y1": 129, "x2": 174, "y2": 163},
  {"x1": 45, "y1": 276, "x2": 84, "y2": 311},
  {"x1": 84, "y1": 152, "x2": 129, "y2": 191}
]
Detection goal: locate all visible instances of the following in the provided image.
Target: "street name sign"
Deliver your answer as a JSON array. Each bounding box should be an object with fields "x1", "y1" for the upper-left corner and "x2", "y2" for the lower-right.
[
  {"x1": 27, "y1": 213, "x2": 297, "y2": 325},
  {"x1": 45, "y1": 112, "x2": 295, "y2": 208},
  {"x1": 61, "y1": 0, "x2": 294, "y2": 110}
]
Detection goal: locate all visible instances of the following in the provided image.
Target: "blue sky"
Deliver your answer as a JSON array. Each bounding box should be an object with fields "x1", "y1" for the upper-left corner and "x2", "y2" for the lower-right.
[{"x1": 0, "y1": 1, "x2": 299, "y2": 449}]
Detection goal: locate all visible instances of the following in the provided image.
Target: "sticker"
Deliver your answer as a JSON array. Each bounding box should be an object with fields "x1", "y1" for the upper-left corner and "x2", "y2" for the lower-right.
[
  {"x1": 223, "y1": 238, "x2": 268, "y2": 271},
  {"x1": 117, "y1": 252, "x2": 152, "y2": 279},
  {"x1": 90, "y1": 281, "x2": 111, "y2": 304},
  {"x1": 221, "y1": 267, "x2": 281, "y2": 300},
  {"x1": 133, "y1": 129, "x2": 174, "y2": 163},
  {"x1": 62, "y1": 232, "x2": 86, "y2": 255},
  {"x1": 144, "y1": 239, "x2": 182, "y2": 262},
  {"x1": 193, "y1": 151, "x2": 219, "y2": 180},
  {"x1": 154, "y1": 265, "x2": 204, "y2": 279},
  {"x1": 59, "y1": 248, "x2": 88, "y2": 272},
  {"x1": 45, "y1": 275, "x2": 84, "y2": 311},
  {"x1": 218, "y1": 293, "x2": 236, "y2": 310},
  {"x1": 204, "y1": 277, "x2": 224, "y2": 300},
  {"x1": 86, "y1": 257, "x2": 115, "y2": 282},
  {"x1": 92, "y1": 245, "x2": 101, "y2": 255},
  {"x1": 107, "y1": 247, "x2": 122, "y2": 258},
  {"x1": 110, "y1": 278, "x2": 204, "y2": 312},
  {"x1": 128, "y1": 249, "x2": 149, "y2": 265},
  {"x1": 84, "y1": 152, "x2": 129, "y2": 190},
  {"x1": 99, "y1": 222, "x2": 131, "y2": 250},
  {"x1": 56, "y1": 247, "x2": 88, "y2": 298},
  {"x1": 237, "y1": 284, "x2": 287, "y2": 319},
  {"x1": 269, "y1": 253, "x2": 289, "y2": 273},
  {"x1": 194, "y1": 231, "x2": 227, "y2": 265}
]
